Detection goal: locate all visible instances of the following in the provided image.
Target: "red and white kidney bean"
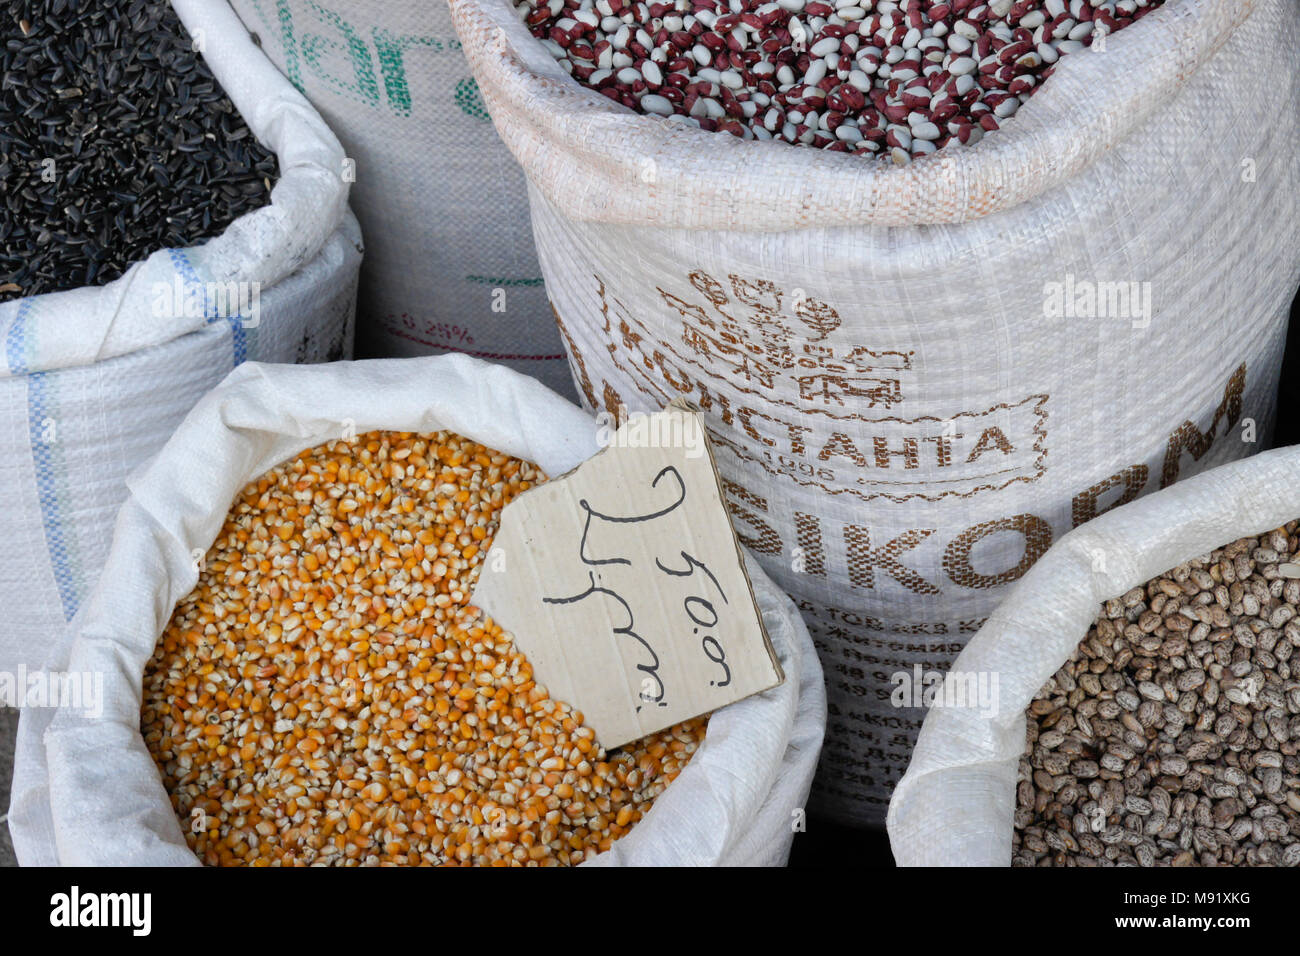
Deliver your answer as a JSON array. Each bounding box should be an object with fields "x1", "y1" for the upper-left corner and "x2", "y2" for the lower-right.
[{"x1": 515, "y1": 0, "x2": 1167, "y2": 164}]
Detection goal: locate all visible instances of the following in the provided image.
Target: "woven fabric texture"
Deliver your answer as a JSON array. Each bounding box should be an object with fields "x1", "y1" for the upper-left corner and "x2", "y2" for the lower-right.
[
  {"x1": 0, "y1": 0, "x2": 361, "y2": 669},
  {"x1": 7, "y1": 355, "x2": 825, "y2": 866},
  {"x1": 228, "y1": 0, "x2": 576, "y2": 396},
  {"x1": 888, "y1": 445, "x2": 1300, "y2": 865},
  {"x1": 449, "y1": 0, "x2": 1300, "y2": 824}
]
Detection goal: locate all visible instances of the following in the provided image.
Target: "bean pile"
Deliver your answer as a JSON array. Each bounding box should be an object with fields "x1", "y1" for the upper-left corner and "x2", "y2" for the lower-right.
[
  {"x1": 0, "y1": 0, "x2": 277, "y2": 302},
  {"x1": 1014, "y1": 523, "x2": 1300, "y2": 867},
  {"x1": 515, "y1": 0, "x2": 1165, "y2": 164},
  {"x1": 142, "y1": 431, "x2": 706, "y2": 866}
]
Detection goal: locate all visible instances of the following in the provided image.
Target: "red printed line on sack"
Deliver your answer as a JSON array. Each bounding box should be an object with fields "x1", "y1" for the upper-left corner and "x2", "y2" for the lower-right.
[{"x1": 383, "y1": 325, "x2": 565, "y2": 362}]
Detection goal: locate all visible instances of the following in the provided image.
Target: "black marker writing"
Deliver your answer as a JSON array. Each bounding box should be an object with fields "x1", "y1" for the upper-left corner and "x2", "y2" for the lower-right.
[
  {"x1": 543, "y1": 460, "x2": 737, "y2": 710},
  {"x1": 656, "y1": 550, "x2": 728, "y2": 605},
  {"x1": 542, "y1": 570, "x2": 665, "y2": 708},
  {"x1": 702, "y1": 635, "x2": 731, "y2": 688},
  {"x1": 575, "y1": 465, "x2": 687, "y2": 567}
]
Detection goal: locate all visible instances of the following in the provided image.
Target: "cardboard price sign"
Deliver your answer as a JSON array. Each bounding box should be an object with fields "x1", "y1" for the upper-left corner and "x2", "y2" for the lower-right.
[{"x1": 471, "y1": 400, "x2": 783, "y2": 748}]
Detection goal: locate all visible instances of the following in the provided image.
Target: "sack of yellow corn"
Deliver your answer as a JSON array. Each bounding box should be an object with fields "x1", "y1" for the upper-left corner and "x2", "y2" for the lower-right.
[{"x1": 7, "y1": 354, "x2": 824, "y2": 866}]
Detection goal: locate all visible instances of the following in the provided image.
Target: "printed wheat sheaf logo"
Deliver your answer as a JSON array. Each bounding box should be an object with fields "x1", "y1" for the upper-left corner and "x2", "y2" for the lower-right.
[{"x1": 590, "y1": 269, "x2": 1048, "y2": 503}]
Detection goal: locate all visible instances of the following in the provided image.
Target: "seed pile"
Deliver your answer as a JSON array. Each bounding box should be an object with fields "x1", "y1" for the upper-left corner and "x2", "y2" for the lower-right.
[
  {"x1": 0, "y1": 0, "x2": 277, "y2": 302},
  {"x1": 141, "y1": 431, "x2": 706, "y2": 866},
  {"x1": 1014, "y1": 523, "x2": 1300, "y2": 867},
  {"x1": 516, "y1": 0, "x2": 1165, "y2": 164}
]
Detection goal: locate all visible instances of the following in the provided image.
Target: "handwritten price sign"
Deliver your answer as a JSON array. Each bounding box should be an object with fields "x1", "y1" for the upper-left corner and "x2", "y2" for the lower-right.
[{"x1": 471, "y1": 400, "x2": 783, "y2": 748}]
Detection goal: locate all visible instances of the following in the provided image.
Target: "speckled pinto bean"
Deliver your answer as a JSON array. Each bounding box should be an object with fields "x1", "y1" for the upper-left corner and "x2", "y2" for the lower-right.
[
  {"x1": 516, "y1": 0, "x2": 1166, "y2": 163},
  {"x1": 1015, "y1": 522, "x2": 1300, "y2": 868},
  {"x1": 142, "y1": 430, "x2": 706, "y2": 866}
]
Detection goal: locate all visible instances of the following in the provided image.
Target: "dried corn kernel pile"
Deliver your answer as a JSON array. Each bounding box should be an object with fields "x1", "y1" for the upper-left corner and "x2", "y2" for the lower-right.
[{"x1": 141, "y1": 430, "x2": 706, "y2": 866}]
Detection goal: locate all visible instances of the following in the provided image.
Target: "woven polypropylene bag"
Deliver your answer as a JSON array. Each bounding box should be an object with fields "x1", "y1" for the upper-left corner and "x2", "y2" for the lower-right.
[
  {"x1": 6, "y1": 355, "x2": 825, "y2": 866},
  {"x1": 448, "y1": 0, "x2": 1300, "y2": 825},
  {"x1": 887, "y1": 445, "x2": 1300, "y2": 866},
  {"x1": 226, "y1": 0, "x2": 575, "y2": 397},
  {"x1": 0, "y1": 0, "x2": 361, "y2": 670}
]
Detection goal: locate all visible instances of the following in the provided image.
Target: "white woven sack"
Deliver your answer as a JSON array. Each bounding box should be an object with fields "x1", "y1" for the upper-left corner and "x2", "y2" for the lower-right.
[
  {"x1": 227, "y1": 0, "x2": 575, "y2": 398},
  {"x1": 0, "y1": 0, "x2": 361, "y2": 669},
  {"x1": 448, "y1": 0, "x2": 1300, "y2": 825},
  {"x1": 887, "y1": 444, "x2": 1300, "y2": 866},
  {"x1": 6, "y1": 355, "x2": 826, "y2": 867}
]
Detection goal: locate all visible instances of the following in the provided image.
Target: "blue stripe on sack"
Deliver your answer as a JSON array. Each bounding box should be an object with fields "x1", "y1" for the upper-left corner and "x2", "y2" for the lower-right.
[
  {"x1": 6, "y1": 301, "x2": 82, "y2": 621},
  {"x1": 3, "y1": 301, "x2": 30, "y2": 374},
  {"x1": 168, "y1": 249, "x2": 250, "y2": 366},
  {"x1": 2, "y1": 245, "x2": 260, "y2": 624}
]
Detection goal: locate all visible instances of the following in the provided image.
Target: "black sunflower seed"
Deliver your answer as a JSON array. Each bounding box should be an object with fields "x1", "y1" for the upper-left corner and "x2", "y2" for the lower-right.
[{"x1": 0, "y1": 0, "x2": 279, "y2": 302}]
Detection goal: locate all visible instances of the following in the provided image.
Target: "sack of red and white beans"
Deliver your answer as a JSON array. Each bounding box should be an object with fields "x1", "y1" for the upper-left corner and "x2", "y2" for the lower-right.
[
  {"x1": 888, "y1": 445, "x2": 1300, "y2": 866},
  {"x1": 448, "y1": 0, "x2": 1300, "y2": 826},
  {"x1": 6, "y1": 355, "x2": 826, "y2": 866},
  {"x1": 0, "y1": 0, "x2": 360, "y2": 671}
]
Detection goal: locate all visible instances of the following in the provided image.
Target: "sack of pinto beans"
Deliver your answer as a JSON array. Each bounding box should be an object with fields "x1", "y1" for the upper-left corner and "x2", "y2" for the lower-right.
[
  {"x1": 6, "y1": 355, "x2": 826, "y2": 867},
  {"x1": 0, "y1": 0, "x2": 361, "y2": 670},
  {"x1": 448, "y1": 0, "x2": 1300, "y2": 825},
  {"x1": 226, "y1": 0, "x2": 575, "y2": 397},
  {"x1": 888, "y1": 446, "x2": 1300, "y2": 866}
]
